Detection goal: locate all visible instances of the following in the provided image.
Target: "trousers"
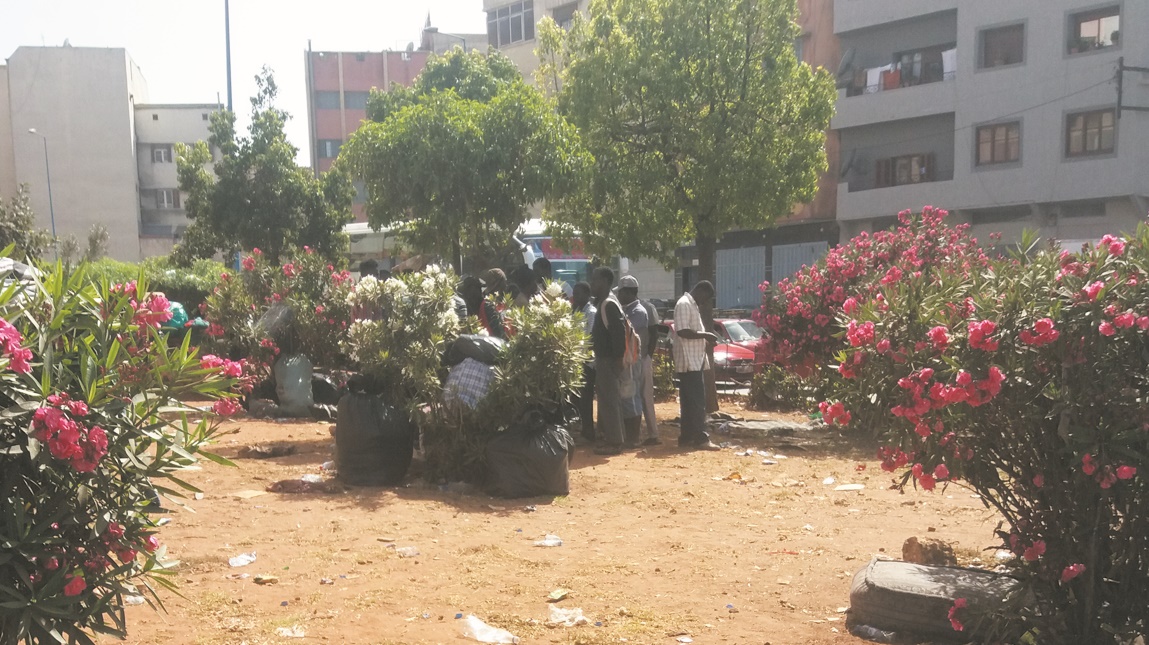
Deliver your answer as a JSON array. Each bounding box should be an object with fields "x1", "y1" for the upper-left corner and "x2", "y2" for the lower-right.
[
  {"x1": 595, "y1": 356, "x2": 625, "y2": 447},
  {"x1": 577, "y1": 362, "x2": 596, "y2": 439},
  {"x1": 641, "y1": 355, "x2": 658, "y2": 439},
  {"x1": 677, "y1": 370, "x2": 708, "y2": 445}
]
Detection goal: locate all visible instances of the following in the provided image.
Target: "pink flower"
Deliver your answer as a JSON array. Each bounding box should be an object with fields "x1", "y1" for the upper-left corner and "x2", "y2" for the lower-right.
[
  {"x1": 144, "y1": 535, "x2": 160, "y2": 552},
  {"x1": 63, "y1": 575, "x2": 86, "y2": 597},
  {"x1": 1084, "y1": 281, "x2": 1104, "y2": 301},
  {"x1": 927, "y1": 326, "x2": 949, "y2": 351},
  {"x1": 1082, "y1": 454, "x2": 1097, "y2": 475},
  {"x1": 1100, "y1": 234, "x2": 1126, "y2": 256},
  {"x1": 876, "y1": 338, "x2": 891, "y2": 354},
  {"x1": 933, "y1": 464, "x2": 950, "y2": 480},
  {"x1": 315, "y1": 305, "x2": 326, "y2": 315},
  {"x1": 1114, "y1": 312, "x2": 1136, "y2": 329},
  {"x1": 282, "y1": 263, "x2": 298, "y2": 278},
  {"x1": 1138, "y1": 316, "x2": 1149, "y2": 330},
  {"x1": 241, "y1": 256, "x2": 256, "y2": 271},
  {"x1": 105, "y1": 522, "x2": 125, "y2": 540},
  {"x1": 200, "y1": 354, "x2": 225, "y2": 370},
  {"x1": 1023, "y1": 540, "x2": 1046, "y2": 562},
  {"x1": 212, "y1": 398, "x2": 242, "y2": 417},
  {"x1": 221, "y1": 360, "x2": 243, "y2": 378},
  {"x1": 117, "y1": 548, "x2": 138, "y2": 563},
  {"x1": 842, "y1": 297, "x2": 858, "y2": 314},
  {"x1": 1032, "y1": 474, "x2": 1044, "y2": 488},
  {"x1": 1116, "y1": 465, "x2": 1137, "y2": 480},
  {"x1": 948, "y1": 598, "x2": 967, "y2": 632},
  {"x1": 252, "y1": 248, "x2": 262, "y2": 256},
  {"x1": 1099, "y1": 321, "x2": 1116, "y2": 336},
  {"x1": 1061, "y1": 563, "x2": 1086, "y2": 583},
  {"x1": 956, "y1": 370, "x2": 972, "y2": 387},
  {"x1": 846, "y1": 320, "x2": 875, "y2": 347}
]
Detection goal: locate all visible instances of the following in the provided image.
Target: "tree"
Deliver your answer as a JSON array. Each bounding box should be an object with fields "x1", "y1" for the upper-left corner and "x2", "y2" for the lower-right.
[
  {"x1": 539, "y1": 0, "x2": 836, "y2": 284},
  {"x1": 339, "y1": 49, "x2": 590, "y2": 270},
  {"x1": 174, "y1": 68, "x2": 354, "y2": 264},
  {"x1": 0, "y1": 185, "x2": 52, "y2": 259}
]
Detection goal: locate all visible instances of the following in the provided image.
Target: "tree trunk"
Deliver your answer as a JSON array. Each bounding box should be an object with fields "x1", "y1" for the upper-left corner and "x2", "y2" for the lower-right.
[
  {"x1": 452, "y1": 238, "x2": 463, "y2": 275},
  {"x1": 695, "y1": 232, "x2": 717, "y2": 287}
]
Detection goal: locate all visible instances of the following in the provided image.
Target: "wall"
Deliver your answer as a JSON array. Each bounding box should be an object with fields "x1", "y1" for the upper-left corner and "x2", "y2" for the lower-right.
[
  {"x1": 7, "y1": 47, "x2": 145, "y2": 261},
  {"x1": 788, "y1": 0, "x2": 840, "y2": 224},
  {"x1": 482, "y1": 0, "x2": 589, "y2": 82},
  {"x1": 135, "y1": 105, "x2": 218, "y2": 244}
]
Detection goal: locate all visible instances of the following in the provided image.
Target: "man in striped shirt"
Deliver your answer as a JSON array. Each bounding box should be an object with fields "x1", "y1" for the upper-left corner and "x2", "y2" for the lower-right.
[{"x1": 674, "y1": 281, "x2": 721, "y2": 450}]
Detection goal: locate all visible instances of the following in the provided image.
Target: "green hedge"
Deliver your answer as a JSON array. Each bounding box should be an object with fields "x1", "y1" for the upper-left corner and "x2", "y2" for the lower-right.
[{"x1": 87, "y1": 256, "x2": 227, "y2": 315}]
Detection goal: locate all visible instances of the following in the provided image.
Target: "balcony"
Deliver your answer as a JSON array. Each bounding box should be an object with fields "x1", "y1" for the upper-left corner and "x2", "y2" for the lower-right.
[
  {"x1": 833, "y1": 44, "x2": 957, "y2": 130},
  {"x1": 834, "y1": 0, "x2": 958, "y2": 34}
]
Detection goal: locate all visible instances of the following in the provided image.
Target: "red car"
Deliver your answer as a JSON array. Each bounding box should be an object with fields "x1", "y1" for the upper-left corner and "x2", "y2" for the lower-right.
[
  {"x1": 715, "y1": 319, "x2": 768, "y2": 368},
  {"x1": 655, "y1": 320, "x2": 758, "y2": 383}
]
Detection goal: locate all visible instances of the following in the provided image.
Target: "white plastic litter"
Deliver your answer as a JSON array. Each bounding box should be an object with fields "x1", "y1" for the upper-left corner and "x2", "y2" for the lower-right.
[
  {"x1": 461, "y1": 615, "x2": 521, "y2": 643},
  {"x1": 835, "y1": 483, "x2": 865, "y2": 492},
  {"x1": 677, "y1": 637, "x2": 694, "y2": 643},
  {"x1": 823, "y1": 476, "x2": 836, "y2": 485},
  {"x1": 300, "y1": 474, "x2": 324, "y2": 484},
  {"x1": 547, "y1": 606, "x2": 590, "y2": 627},
  {"x1": 228, "y1": 551, "x2": 257, "y2": 567},
  {"x1": 761, "y1": 459, "x2": 778, "y2": 465},
  {"x1": 321, "y1": 460, "x2": 336, "y2": 471},
  {"x1": 534, "y1": 534, "x2": 563, "y2": 547},
  {"x1": 275, "y1": 625, "x2": 306, "y2": 638},
  {"x1": 395, "y1": 546, "x2": 420, "y2": 558},
  {"x1": 123, "y1": 594, "x2": 146, "y2": 606}
]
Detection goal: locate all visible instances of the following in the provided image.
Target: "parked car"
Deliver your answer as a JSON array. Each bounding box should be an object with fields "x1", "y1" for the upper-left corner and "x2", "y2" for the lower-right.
[
  {"x1": 715, "y1": 318, "x2": 767, "y2": 367},
  {"x1": 654, "y1": 320, "x2": 757, "y2": 383}
]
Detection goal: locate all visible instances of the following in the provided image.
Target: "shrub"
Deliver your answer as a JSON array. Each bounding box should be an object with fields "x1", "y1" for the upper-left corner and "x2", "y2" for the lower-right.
[
  {"x1": 747, "y1": 364, "x2": 819, "y2": 411},
  {"x1": 203, "y1": 247, "x2": 353, "y2": 369},
  {"x1": 752, "y1": 206, "x2": 989, "y2": 380},
  {"x1": 821, "y1": 214, "x2": 1149, "y2": 642},
  {"x1": 0, "y1": 261, "x2": 236, "y2": 643},
  {"x1": 86, "y1": 256, "x2": 227, "y2": 315},
  {"x1": 653, "y1": 353, "x2": 676, "y2": 402}
]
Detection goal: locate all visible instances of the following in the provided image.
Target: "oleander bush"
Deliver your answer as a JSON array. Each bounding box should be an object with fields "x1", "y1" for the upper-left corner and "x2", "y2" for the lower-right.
[
  {"x1": 0, "y1": 258, "x2": 238, "y2": 644},
  {"x1": 820, "y1": 212, "x2": 1149, "y2": 642}
]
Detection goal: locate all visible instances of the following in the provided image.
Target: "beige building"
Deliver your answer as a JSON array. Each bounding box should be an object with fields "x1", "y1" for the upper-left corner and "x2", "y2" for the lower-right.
[{"x1": 0, "y1": 46, "x2": 218, "y2": 261}]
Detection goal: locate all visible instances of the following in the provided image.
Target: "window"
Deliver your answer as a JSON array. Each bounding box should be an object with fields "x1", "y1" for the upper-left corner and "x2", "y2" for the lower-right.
[
  {"x1": 314, "y1": 91, "x2": 340, "y2": 110},
  {"x1": 355, "y1": 53, "x2": 366, "y2": 62},
  {"x1": 1066, "y1": 108, "x2": 1115, "y2": 157},
  {"x1": 794, "y1": 36, "x2": 805, "y2": 63},
  {"x1": 352, "y1": 180, "x2": 367, "y2": 205},
  {"x1": 156, "y1": 189, "x2": 180, "y2": 209},
  {"x1": 344, "y1": 91, "x2": 369, "y2": 110},
  {"x1": 151, "y1": 114, "x2": 158, "y2": 121},
  {"x1": 486, "y1": 1, "x2": 535, "y2": 48},
  {"x1": 979, "y1": 24, "x2": 1025, "y2": 68},
  {"x1": 152, "y1": 145, "x2": 173, "y2": 163},
  {"x1": 892, "y1": 43, "x2": 956, "y2": 86},
  {"x1": 552, "y1": 2, "x2": 577, "y2": 31},
  {"x1": 976, "y1": 122, "x2": 1021, "y2": 165},
  {"x1": 317, "y1": 139, "x2": 342, "y2": 159},
  {"x1": 1069, "y1": 7, "x2": 1120, "y2": 53},
  {"x1": 201, "y1": 113, "x2": 209, "y2": 121},
  {"x1": 875, "y1": 153, "x2": 935, "y2": 188}
]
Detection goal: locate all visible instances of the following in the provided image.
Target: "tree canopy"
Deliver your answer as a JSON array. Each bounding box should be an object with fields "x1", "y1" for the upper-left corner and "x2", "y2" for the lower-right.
[
  {"x1": 175, "y1": 68, "x2": 354, "y2": 264},
  {"x1": 339, "y1": 48, "x2": 590, "y2": 270},
  {"x1": 539, "y1": 0, "x2": 836, "y2": 282}
]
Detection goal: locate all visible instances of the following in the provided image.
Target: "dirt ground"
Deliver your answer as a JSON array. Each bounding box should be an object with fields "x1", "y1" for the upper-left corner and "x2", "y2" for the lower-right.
[{"x1": 113, "y1": 400, "x2": 1001, "y2": 645}]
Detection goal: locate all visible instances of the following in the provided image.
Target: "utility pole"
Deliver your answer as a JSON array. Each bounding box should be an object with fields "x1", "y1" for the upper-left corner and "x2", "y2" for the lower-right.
[{"x1": 225, "y1": 0, "x2": 234, "y2": 112}]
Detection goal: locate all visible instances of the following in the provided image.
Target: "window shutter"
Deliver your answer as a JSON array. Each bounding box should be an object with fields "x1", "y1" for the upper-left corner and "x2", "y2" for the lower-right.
[
  {"x1": 925, "y1": 152, "x2": 936, "y2": 181},
  {"x1": 875, "y1": 159, "x2": 892, "y2": 188},
  {"x1": 155, "y1": 190, "x2": 163, "y2": 209}
]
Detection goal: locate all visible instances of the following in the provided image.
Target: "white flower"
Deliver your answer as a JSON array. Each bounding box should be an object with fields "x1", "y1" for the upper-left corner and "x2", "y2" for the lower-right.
[{"x1": 545, "y1": 281, "x2": 564, "y2": 300}]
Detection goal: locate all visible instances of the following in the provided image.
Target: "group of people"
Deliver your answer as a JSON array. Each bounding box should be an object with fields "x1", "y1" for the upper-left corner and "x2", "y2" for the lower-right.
[
  {"x1": 362, "y1": 256, "x2": 722, "y2": 453},
  {"x1": 582, "y1": 267, "x2": 722, "y2": 455}
]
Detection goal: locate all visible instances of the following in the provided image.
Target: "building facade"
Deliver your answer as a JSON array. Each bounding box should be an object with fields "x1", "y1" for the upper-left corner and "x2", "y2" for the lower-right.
[
  {"x1": 0, "y1": 46, "x2": 218, "y2": 261},
  {"x1": 306, "y1": 21, "x2": 488, "y2": 228},
  {"x1": 833, "y1": 0, "x2": 1149, "y2": 247}
]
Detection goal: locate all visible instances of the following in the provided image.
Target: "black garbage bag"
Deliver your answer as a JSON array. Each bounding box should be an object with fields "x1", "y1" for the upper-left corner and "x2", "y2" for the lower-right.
[
  {"x1": 445, "y1": 334, "x2": 506, "y2": 367},
  {"x1": 485, "y1": 412, "x2": 574, "y2": 498},
  {"x1": 312, "y1": 373, "x2": 344, "y2": 405},
  {"x1": 335, "y1": 392, "x2": 415, "y2": 486},
  {"x1": 243, "y1": 378, "x2": 278, "y2": 410}
]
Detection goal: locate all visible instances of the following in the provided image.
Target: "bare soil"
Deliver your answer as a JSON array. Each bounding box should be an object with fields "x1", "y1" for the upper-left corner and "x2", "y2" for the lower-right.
[{"x1": 113, "y1": 401, "x2": 1000, "y2": 645}]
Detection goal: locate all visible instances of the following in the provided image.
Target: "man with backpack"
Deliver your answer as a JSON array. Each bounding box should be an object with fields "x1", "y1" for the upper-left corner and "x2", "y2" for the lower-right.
[{"x1": 590, "y1": 266, "x2": 638, "y2": 456}]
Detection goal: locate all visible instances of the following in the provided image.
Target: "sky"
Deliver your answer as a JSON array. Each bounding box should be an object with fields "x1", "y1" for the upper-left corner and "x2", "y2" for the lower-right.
[{"x1": 0, "y1": 0, "x2": 488, "y2": 165}]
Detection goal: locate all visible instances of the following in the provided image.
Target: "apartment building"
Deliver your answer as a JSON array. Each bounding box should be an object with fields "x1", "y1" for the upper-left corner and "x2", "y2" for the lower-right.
[
  {"x1": 0, "y1": 46, "x2": 218, "y2": 261},
  {"x1": 305, "y1": 20, "x2": 487, "y2": 226},
  {"x1": 833, "y1": 0, "x2": 1149, "y2": 247}
]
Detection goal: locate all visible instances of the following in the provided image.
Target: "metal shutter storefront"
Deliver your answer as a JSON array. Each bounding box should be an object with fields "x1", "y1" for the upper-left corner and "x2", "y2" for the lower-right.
[{"x1": 716, "y1": 246, "x2": 766, "y2": 310}]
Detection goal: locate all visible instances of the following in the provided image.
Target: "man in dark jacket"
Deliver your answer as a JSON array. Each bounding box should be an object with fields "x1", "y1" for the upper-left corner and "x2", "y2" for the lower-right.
[
  {"x1": 460, "y1": 276, "x2": 505, "y2": 338},
  {"x1": 590, "y1": 266, "x2": 627, "y2": 455}
]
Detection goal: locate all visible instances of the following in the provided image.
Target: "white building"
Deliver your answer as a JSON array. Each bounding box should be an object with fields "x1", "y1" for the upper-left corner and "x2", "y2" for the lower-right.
[
  {"x1": 832, "y1": 0, "x2": 1149, "y2": 247},
  {"x1": 0, "y1": 46, "x2": 219, "y2": 261}
]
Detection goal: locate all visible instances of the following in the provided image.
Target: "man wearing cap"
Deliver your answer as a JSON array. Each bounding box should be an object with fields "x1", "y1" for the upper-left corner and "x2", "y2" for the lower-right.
[
  {"x1": 674, "y1": 281, "x2": 721, "y2": 450},
  {"x1": 460, "y1": 275, "x2": 505, "y2": 338},
  {"x1": 617, "y1": 276, "x2": 661, "y2": 446},
  {"x1": 481, "y1": 268, "x2": 509, "y2": 307}
]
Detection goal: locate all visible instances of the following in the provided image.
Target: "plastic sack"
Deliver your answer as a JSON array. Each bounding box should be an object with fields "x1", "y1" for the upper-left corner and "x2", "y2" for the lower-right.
[
  {"x1": 485, "y1": 412, "x2": 574, "y2": 498},
  {"x1": 335, "y1": 392, "x2": 415, "y2": 486},
  {"x1": 311, "y1": 373, "x2": 344, "y2": 405},
  {"x1": 445, "y1": 334, "x2": 506, "y2": 367},
  {"x1": 460, "y1": 615, "x2": 519, "y2": 644},
  {"x1": 443, "y1": 359, "x2": 494, "y2": 409},
  {"x1": 162, "y1": 302, "x2": 188, "y2": 330},
  {"x1": 274, "y1": 354, "x2": 313, "y2": 417}
]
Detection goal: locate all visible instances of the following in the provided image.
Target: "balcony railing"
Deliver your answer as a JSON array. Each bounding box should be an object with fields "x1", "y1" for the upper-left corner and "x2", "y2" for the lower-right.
[
  {"x1": 845, "y1": 152, "x2": 953, "y2": 193},
  {"x1": 845, "y1": 46, "x2": 957, "y2": 98}
]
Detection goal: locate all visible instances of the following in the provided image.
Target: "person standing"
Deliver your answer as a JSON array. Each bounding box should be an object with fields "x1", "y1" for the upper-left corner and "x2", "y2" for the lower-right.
[
  {"x1": 617, "y1": 276, "x2": 652, "y2": 447},
  {"x1": 460, "y1": 276, "x2": 505, "y2": 339},
  {"x1": 590, "y1": 266, "x2": 627, "y2": 455},
  {"x1": 618, "y1": 277, "x2": 660, "y2": 445},
  {"x1": 571, "y1": 281, "x2": 597, "y2": 442},
  {"x1": 674, "y1": 281, "x2": 721, "y2": 450}
]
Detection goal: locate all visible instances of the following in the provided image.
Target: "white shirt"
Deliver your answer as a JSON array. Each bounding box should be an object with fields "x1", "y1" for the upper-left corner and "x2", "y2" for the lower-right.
[
  {"x1": 580, "y1": 302, "x2": 597, "y2": 335},
  {"x1": 673, "y1": 292, "x2": 707, "y2": 373}
]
